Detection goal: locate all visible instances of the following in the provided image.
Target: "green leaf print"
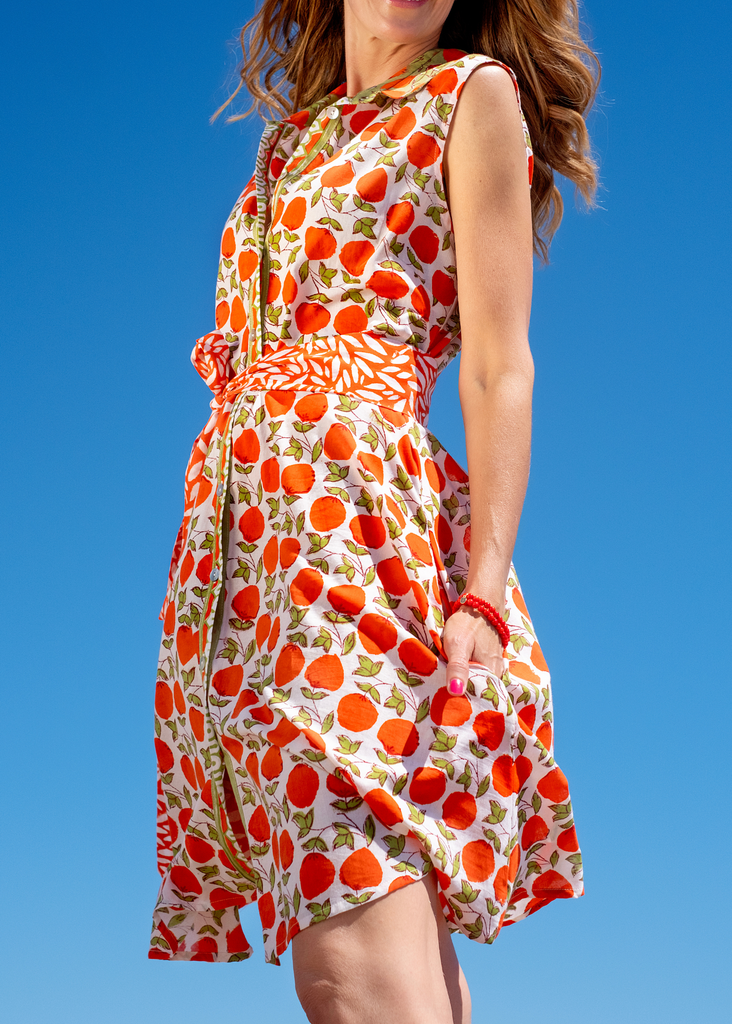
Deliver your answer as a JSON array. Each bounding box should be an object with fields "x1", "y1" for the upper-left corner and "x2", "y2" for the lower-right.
[
  {"x1": 567, "y1": 853, "x2": 583, "y2": 875},
  {"x1": 325, "y1": 461, "x2": 348, "y2": 481},
  {"x1": 293, "y1": 809, "x2": 314, "y2": 838},
  {"x1": 355, "y1": 655, "x2": 382, "y2": 677},
  {"x1": 483, "y1": 829, "x2": 501, "y2": 853},
  {"x1": 306, "y1": 899, "x2": 332, "y2": 923},
  {"x1": 355, "y1": 489, "x2": 375, "y2": 513},
  {"x1": 407, "y1": 248, "x2": 425, "y2": 274},
  {"x1": 337, "y1": 735, "x2": 361, "y2": 755},
  {"x1": 484, "y1": 800, "x2": 507, "y2": 825},
  {"x1": 312, "y1": 628, "x2": 333, "y2": 652},
  {"x1": 407, "y1": 803, "x2": 425, "y2": 824},
  {"x1": 302, "y1": 836, "x2": 328, "y2": 852},
  {"x1": 437, "y1": 821, "x2": 457, "y2": 841},
  {"x1": 354, "y1": 217, "x2": 377, "y2": 239},
  {"x1": 550, "y1": 801, "x2": 573, "y2": 821},
  {"x1": 333, "y1": 827, "x2": 356, "y2": 851},
  {"x1": 431, "y1": 757, "x2": 455, "y2": 780},
  {"x1": 301, "y1": 687, "x2": 327, "y2": 701},
  {"x1": 219, "y1": 638, "x2": 239, "y2": 664},
  {"x1": 396, "y1": 669, "x2": 424, "y2": 688},
  {"x1": 415, "y1": 698, "x2": 430, "y2": 723},
  {"x1": 284, "y1": 439, "x2": 304, "y2": 460},
  {"x1": 393, "y1": 773, "x2": 409, "y2": 796},
  {"x1": 430, "y1": 729, "x2": 457, "y2": 753},
  {"x1": 412, "y1": 170, "x2": 429, "y2": 189},
  {"x1": 325, "y1": 486, "x2": 350, "y2": 502},
  {"x1": 343, "y1": 892, "x2": 374, "y2": 905},
  {"x1": 353, "y1": 195, "x2": 376, "y2": 213},
  {"x1": 453, "y1": 881, "x2": 479, "y2": 905},
  {"x1": 480, "y1": 679, "x2": 500, "y2": 708},
  {"x1": 384, "y1": 835, "x2": 406, "y2": 859},
  {"x1": 331, "y1": 796, "x2": 364, "y2": 812},
  {"x1": 384, "y1": 685, "x2": 406, "y2": 716}
]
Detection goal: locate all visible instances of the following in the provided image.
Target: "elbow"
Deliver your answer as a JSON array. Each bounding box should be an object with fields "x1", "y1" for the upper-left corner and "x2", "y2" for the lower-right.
[{"x1": 459, "y1": 347, "x2": 534, "y2": 402}]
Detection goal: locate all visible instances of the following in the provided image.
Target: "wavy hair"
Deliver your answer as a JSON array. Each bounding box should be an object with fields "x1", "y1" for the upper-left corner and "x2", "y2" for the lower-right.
[{"x1": 215, "y1": 0, "x2": 600, "y2": 259}]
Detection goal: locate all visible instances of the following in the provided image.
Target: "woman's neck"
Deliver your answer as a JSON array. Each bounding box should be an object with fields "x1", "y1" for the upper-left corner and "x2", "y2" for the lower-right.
[{"x1": 342, "y1": 10, "x2": 440, "y2": 97}]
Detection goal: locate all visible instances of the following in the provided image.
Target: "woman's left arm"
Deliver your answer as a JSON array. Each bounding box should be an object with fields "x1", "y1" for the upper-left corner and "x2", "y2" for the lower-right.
[{"x1": 442, "y1": 65, "x2": 535, "y2": 693}]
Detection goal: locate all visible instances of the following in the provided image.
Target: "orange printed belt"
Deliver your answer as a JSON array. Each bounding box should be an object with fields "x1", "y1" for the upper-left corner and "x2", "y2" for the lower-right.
[{"x1": 196, "y1": 329, "x2": 456, "y2": 422}]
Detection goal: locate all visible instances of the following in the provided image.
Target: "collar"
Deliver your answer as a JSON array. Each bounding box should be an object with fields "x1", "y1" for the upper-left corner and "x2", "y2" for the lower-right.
[
  {"x1": 338, "y1": 47, "x2": 467, "y2": 103},
  {"x1": 283, "y1": 47, "x2": 468, "y2": 126}
]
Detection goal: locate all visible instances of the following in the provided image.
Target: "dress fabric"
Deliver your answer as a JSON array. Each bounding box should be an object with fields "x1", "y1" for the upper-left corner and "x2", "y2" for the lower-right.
[{"x1": 150, "y1": 48, "x2": 583, "y2": 965}]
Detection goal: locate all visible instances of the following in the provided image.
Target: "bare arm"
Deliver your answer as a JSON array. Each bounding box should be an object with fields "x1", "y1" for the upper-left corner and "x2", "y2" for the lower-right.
[{"x1": 442, "y1": 65, "x2": 535, "y2": 692}]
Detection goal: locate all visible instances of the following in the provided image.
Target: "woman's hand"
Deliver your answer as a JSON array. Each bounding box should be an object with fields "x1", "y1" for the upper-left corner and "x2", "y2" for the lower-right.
[{"x1": 442, "y1": 606, "x2": 506, "y2": 696}]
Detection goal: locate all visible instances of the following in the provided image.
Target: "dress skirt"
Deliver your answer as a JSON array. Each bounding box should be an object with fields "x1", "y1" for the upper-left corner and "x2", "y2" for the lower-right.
[{"x1": 150, "y1": 387, "x2": 583, "y2": 963}]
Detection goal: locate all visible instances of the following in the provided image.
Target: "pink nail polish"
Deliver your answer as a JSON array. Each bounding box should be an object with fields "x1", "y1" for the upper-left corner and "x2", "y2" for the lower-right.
[{"x1": 448, "y1": 678, "x2": 464, "y2": 696}]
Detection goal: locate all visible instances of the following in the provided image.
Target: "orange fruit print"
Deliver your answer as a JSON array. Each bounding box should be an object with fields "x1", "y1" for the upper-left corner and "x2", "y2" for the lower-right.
[{"x1": 150, "y1": 49, "x2": 581, "y2": 966}]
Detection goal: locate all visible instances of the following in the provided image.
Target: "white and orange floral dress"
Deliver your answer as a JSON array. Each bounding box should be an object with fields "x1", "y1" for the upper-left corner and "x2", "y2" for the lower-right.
[{"x1": 150, "y1": 48, "x2": 583, "y2": 965}]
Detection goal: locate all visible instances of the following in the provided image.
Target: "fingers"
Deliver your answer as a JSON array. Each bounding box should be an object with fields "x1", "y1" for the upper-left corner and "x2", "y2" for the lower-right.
[
  {"x1": 446, "y1": 661, "x2": 469, "y2": 697},
  {"x1": 443, "y1": 620, "x2": 473, "y2": 697},
  {"x1": 443, "y1": 609, "x2": 506, "y2": 696}
]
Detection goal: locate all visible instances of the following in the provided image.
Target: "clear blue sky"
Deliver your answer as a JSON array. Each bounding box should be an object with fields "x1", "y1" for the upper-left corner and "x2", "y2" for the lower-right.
[{"x1": 1, "y1": 2, "x2": 729, "y2": 1021}]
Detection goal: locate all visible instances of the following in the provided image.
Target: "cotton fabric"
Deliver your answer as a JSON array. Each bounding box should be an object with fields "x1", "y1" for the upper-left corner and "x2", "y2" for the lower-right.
[{"x1": 150, "y1": 48, "x2": 582, "y2": 965}]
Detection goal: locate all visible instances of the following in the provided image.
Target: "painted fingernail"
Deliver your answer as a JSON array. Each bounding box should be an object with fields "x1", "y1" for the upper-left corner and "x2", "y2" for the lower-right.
[{"x1": 448, "y1": 678, "x2": 464, "y2": 696}]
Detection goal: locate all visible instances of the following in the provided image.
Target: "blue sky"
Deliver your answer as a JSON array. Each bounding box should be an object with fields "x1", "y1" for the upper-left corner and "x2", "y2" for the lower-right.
[{"x1": 1, "y1": 2, "x2": 729, "y2": 1021}]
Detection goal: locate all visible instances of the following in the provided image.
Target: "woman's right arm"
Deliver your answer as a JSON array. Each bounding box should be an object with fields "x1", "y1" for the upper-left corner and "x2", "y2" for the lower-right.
[{"x1": 442, "y1": 65, "x2": 535, "y2": 691}]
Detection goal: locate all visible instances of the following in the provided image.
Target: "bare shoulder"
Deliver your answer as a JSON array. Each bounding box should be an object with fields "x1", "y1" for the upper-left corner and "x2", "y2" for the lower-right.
[
  {"x1": 443, "y1": 61, "x2": 533, "y2": 302},
  {"x1": 445, "y1": 63, "x2": 527, "y2": 183}
]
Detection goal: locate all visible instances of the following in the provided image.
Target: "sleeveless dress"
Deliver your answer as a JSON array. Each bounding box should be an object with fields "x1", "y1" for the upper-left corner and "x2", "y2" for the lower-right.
[{"x1": 150, "y1": 48, "x2": 583, "y2": 965}]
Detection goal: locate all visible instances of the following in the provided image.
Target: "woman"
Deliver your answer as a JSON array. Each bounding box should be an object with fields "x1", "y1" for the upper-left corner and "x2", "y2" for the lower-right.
[{"x1": 150, "y1": 0, "x2": 599, "y2": 1020}]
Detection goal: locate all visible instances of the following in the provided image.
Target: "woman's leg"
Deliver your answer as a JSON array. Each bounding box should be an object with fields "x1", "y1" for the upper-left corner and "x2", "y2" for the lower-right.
[
  {"x1": 437, "y1": 916, "x2": 472, "y2": 1024},
  {"x1": 291, "y1": 871, "x2": 472, "y2": 1024}
]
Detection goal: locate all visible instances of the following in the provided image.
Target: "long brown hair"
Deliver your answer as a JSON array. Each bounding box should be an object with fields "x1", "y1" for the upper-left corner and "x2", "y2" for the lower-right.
[{"x1": 215, "y1": 0, "x2": 600, "y2": 260}]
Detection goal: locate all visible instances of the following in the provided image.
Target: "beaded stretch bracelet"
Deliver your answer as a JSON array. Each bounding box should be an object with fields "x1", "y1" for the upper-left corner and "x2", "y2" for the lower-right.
[{"x1": 451, "y1": 593, "x2": 511, "y2": 650}]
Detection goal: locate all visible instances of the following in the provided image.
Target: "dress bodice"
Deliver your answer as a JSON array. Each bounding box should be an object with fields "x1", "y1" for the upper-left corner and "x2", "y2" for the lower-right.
[{"x1": 194, "y1": 48, "x2": 532, "y2": 423}]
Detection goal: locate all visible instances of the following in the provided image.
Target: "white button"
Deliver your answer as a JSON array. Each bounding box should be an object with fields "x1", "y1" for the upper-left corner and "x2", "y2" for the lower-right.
[
  {"x1": 324, "y1": 105, "x2": 339, "y2": 120},
  {"x1": 210, "y1": 568, "x2": 220, "y2": 582},
  {"x1": 217, "y1": 482, "x2": 224, "y2": 497}
]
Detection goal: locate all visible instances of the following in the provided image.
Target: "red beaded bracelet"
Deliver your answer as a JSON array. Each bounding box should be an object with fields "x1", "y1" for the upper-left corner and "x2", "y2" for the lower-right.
[{"x1": 451, "y1": 593, "x2": 511, "y2": 650}]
